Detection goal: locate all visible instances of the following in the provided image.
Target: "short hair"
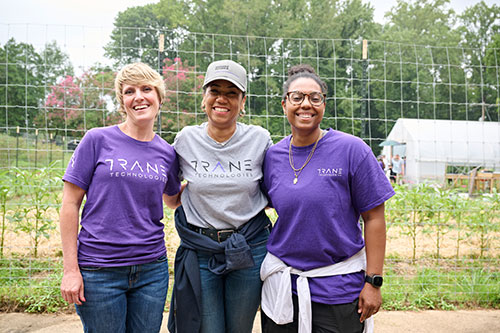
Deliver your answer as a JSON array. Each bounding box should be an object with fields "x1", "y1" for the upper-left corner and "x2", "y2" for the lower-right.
[
  {"x1": 282, "y1": 64, "x2": 328, "y2": 100},
  {"x1": 115, "y1": 63, "x2": 165, "y2": 114}
]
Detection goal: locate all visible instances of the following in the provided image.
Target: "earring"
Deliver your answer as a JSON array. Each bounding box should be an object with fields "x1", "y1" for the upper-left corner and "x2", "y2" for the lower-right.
[{"x1": 240, "y1": 109, "x2": 246, "y2": 117}]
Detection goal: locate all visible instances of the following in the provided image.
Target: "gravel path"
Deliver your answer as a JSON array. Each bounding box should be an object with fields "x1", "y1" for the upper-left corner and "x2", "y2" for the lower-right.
[{"x1": 1, "y1": 310, "x2": 499, "y2": 333}]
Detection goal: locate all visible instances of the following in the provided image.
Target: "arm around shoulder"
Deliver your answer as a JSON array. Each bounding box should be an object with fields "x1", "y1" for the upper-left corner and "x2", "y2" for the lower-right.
[{"x1": 163, "y1": 183, "x2": 187, "y2": 209}]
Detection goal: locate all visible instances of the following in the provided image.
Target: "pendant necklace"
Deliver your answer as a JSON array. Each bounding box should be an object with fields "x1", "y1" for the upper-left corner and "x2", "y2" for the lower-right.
[{"x1": 288, "y1": 130, "x2": 323, "y2": 185}]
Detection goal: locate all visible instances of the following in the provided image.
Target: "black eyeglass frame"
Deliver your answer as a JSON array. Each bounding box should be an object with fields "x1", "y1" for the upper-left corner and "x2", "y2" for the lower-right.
[{"x1": 285, "y1": 91, "x2": 326, "y2": 106}]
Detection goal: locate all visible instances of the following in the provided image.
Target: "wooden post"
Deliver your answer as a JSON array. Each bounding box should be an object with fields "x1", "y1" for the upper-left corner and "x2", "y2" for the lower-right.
[
  {"x1": 35, "y1": 129, "x2": 38, "y2": 168},
  {"x1": 15, "y1": 126, "x2": 20, "y2": 167},
  {"x1": 362, "y1": 39, "x2": 368, "y2": 60},
  {"x1": 361, "y1": 40, "x2": 368, "y2": 140},
  {"x1": 159, "y1": 34, "x2": 165, "y2": 53}
]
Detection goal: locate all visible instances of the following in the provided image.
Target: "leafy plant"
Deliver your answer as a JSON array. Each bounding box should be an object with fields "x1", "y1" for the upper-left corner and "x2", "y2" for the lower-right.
[
  {"x1": 0, "y1": 170, "x2": 13, "y2": 258},
  {"x1": 448, "y1": 193, "x2": 470, "y2": 259},
  {"x1": 11, "y1": 163, "x2": 63, "y2": 257},
  {"x1": 425, "y1": 187, "x2": 453, "y2": 259},
  {"x1": 390, "y1": 183, "x2": 435, "y2": 261},
  {"x1": 465, "y1": 193, "x2": 500, "y2": 259}
]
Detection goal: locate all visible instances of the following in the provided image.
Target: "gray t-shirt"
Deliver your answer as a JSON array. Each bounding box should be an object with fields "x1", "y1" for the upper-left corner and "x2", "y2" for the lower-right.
[{"x1": 173, "y1": 122, "x2": 272, "y2": 229}]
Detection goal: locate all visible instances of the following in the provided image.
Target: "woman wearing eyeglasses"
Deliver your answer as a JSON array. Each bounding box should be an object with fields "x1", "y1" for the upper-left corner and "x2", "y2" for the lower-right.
[
  {"x1": 260, "y1": 64, "x2": 395, "y2": 333},
  {"x1": 165, "y1": 60, "x2": 273, "y2": 333}
]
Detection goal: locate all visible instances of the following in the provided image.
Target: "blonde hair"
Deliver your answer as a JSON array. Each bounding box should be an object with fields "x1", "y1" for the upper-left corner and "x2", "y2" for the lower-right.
[{"x1": 115, "y1": 62, "x2": 165, "y2": 114}]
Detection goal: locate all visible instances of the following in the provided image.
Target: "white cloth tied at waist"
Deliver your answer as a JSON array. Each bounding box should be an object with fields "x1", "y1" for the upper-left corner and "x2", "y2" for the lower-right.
[{"x1": 260, "y1": 248, "x2": 373, "y2": 333}]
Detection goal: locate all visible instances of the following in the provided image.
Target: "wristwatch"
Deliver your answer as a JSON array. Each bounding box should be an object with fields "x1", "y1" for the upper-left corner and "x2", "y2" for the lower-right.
[{"x1": 365, "y1": 274, "x2": 383, "y2": 288}]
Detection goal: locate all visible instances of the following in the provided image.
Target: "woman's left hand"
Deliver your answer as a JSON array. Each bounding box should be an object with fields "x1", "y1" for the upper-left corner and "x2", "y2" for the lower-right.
[{"x1": 357, "y1": 283, "x2": 382, "y2": 322}]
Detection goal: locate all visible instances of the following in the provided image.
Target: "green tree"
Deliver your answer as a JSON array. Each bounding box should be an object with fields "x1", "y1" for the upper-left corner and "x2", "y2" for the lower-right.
[
  {"x1": 383, "y1": 0, "x2": 459, "y2": 46},
  {"x1": 484, "y1": 34, "x2": 500, "y2": 118},
  {"x1": 0, "y1": 39, "x2": 73, "y2": 131},
  {"x1": 0, "y1": 39, "x2": 44, "y2": 130},
  {"x1": 458, "y1": 1, "x2": 500, "y2": 121},
  {"x1": 104, "y1": 4, "x2": 171, "y2": 67},
  {"x1": 39, "y1": 41, "x2": 74, "y2": 89},
  {"x1": 366, "y1": 0, "x2": 464, "y2": 146},
  {"x1": 104, "y1": 0, "x2": 378, "y2": 140}
]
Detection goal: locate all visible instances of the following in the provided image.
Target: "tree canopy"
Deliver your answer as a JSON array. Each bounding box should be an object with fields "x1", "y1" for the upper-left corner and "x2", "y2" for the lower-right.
[
  {"x1": 2, "y1": 0, "x2": 499, "y2": 150},
  {"x1": 0, "y1": 39, "x2": 73, "y2": 130}
]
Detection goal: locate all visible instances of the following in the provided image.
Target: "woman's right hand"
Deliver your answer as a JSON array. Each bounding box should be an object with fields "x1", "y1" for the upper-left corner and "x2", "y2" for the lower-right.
[
  {"x1": 61, "y1": 270, "x2": 86, "y2": 305},
  {"x1": 59, "y1": 182, "x2": 86, "y2": 305}
]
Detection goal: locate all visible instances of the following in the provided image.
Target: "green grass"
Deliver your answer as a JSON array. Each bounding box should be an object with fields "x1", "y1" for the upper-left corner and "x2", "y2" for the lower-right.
[
  {"x1": 383, "y1": 260, "x2": 500, "y2": 310},
  {"x1": 0, "y1": 132, "x2": 73, "y2": 169},
  {"x1": 0, "y1": 256, "x2": 69, "y2": 312},
  {"x1": 1, "y1": 255, "x2": 499, "y2": 313}
]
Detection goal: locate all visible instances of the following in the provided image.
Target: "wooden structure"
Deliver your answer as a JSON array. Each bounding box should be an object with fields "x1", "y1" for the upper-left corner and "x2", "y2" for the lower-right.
[{"x1": 445, "y1": 170, "x2": 500, "y2": 194}]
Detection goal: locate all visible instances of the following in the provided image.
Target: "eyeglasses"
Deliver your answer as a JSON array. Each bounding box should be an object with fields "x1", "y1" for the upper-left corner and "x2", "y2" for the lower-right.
[{"x1": 286, "y1": 91, "x2": 326, "y2": 106}]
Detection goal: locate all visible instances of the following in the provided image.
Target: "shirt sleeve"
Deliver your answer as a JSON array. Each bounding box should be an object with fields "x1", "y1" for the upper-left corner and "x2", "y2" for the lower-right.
[
  {"x1": 62, "y1": 130, "x2": 97, "y2": 191},
  {"x1": 172, "y1": 130, "x2": 185, "y2": 181},
  {"x1": 261, "y1": 148, "x2": 274, "y2": 209},
  {"x1": 350, "y1": 145, "x2": 395, "y2": 213},
  {"x1": 164, "y1": 151, "x2": 181, "y2": 196}
]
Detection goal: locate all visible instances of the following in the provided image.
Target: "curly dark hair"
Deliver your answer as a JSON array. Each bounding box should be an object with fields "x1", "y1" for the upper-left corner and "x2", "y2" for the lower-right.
[{"x1": 282, "y1": 64, "x2": 328, "y2": 100}]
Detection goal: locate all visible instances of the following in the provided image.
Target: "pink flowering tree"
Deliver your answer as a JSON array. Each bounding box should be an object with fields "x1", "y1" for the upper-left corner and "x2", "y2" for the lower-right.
[
  {"x1": 43, "y1": 75, "x2": 82, "y2": 131},
  {"x1": 160, "y1": 57, "x2": 201, "y2": 142},
  {"x1": 37, "y1": 67, "x2": 121, "y2": 137},
  {"x1": 37, "y1": 58, "x2": 204, "y2": 143}
]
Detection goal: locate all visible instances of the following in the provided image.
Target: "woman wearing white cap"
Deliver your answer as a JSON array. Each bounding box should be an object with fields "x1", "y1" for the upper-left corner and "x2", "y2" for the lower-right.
[{"x1": 165, "y1": 60, "x2": 273, "y2": 333}]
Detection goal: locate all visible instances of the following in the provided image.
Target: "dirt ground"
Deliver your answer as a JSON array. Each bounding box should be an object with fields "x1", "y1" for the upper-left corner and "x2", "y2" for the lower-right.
[
  {"x1": 1, "y1": 309, "x2": 499, "y2": 333},
  {"x1": 2, "y1": 212, "x2": 499, "y2": 332}
]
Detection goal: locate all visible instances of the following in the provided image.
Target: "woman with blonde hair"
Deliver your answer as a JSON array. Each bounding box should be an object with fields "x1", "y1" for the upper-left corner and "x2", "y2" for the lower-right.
[{"x1": 60, "y1": 62, "x2": 180, "y2": 332}]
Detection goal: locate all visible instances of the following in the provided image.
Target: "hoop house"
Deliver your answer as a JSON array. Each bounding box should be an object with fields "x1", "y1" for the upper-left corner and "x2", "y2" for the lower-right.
[{"x1": 382, "y1": 118, "x2": 500, "y2": 183}]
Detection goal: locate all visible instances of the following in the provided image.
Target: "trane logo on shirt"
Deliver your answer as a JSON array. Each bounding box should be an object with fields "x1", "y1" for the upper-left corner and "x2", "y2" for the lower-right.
[
  {"x1": 190, "y1": 159, "x2": 253, "y2": 178},
  {"x1": 104, "y1": 158, "x2": 168, "y2": 183},
  {"x1": 317, "y1": 167, "x2": 343, "y2": 177}
]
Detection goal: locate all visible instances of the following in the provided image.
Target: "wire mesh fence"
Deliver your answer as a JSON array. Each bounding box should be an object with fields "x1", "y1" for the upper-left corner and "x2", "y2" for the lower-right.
[{"x1": 0, "y1": 23, "x2": 499, "y2": 311}]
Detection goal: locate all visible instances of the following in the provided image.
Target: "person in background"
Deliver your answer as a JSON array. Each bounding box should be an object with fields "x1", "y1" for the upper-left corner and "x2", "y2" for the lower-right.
[
  {"x1": 402, "y1": 156, "x2": 407, "y2": 183},
  {"x1": 261, "y1": 64, "x2": 395, "y2": 333},
  {"x1": 165, "y1": 59, "x2": 273, "y2": 333},
  {"x1": 59, "y1": 62, "x2": 181, "y2": 332},
  {"x1": 377, "y1": 155, "x2": 385, "y2": 171},
  {"x1": 388, "y1": 163, "x2": 396, "y2": 183},
  {"x1": 381, "y1": 154, "x2": 388, "y2": 172},
  {"x1": 391, "y1": 154, "x2": 404, "y2": 184}
]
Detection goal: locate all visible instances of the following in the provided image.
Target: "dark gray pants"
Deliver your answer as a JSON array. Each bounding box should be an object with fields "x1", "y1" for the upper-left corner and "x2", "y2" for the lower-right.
[{"x1": 261, "y1": 295, "x2": 364, "y2": 333}]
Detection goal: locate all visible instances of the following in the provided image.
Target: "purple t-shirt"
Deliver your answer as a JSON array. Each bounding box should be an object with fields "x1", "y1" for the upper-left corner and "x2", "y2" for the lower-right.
[
  {"x1": 63, "y1": 125, "x2": 181, "y2": 267},
  {"x1": 263, "y1": 129, "x2": 395, "y2": 304}
]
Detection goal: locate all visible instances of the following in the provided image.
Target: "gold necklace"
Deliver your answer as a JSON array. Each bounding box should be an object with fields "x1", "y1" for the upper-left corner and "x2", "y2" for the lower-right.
[{"x1": 288, "y1": 131, "x2": 322, "y2": 185}]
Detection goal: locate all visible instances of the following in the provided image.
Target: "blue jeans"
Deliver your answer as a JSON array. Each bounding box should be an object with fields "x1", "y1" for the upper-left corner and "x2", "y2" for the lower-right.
[
  {"x1": 75, "y1": 256, "x2": 169, "y2": 333},
  {"x1": 197, "y1": 227, "x2": 270, "y2": 333}
]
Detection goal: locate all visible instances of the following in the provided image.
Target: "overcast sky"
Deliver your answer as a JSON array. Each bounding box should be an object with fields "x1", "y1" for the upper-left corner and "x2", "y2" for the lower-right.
[{"x1": 0, "y1": 0, "x2": 496, "y2": 69}]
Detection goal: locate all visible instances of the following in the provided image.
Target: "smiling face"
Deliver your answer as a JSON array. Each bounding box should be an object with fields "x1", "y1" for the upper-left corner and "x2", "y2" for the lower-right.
[
  {"x1": 202, "y1": 79, "x2": 246, "y2": 130},
  {"x1": 282, "y1": 77, "x2": 325, "y2": 136},
  {"x1": 122, "y1": 83, "x2": 160, "y2": 127}
]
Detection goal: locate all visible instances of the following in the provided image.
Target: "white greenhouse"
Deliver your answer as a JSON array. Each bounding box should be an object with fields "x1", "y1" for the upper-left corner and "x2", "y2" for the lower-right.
[{"x1": 381, "y1": 118, "x2": 500, "y2": 184}]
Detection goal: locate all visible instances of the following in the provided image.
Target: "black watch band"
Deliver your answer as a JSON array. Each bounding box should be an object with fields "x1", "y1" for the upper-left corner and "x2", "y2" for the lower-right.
[{"x1": 365, "y1": 274, "x2": 383, "y2": 288}]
